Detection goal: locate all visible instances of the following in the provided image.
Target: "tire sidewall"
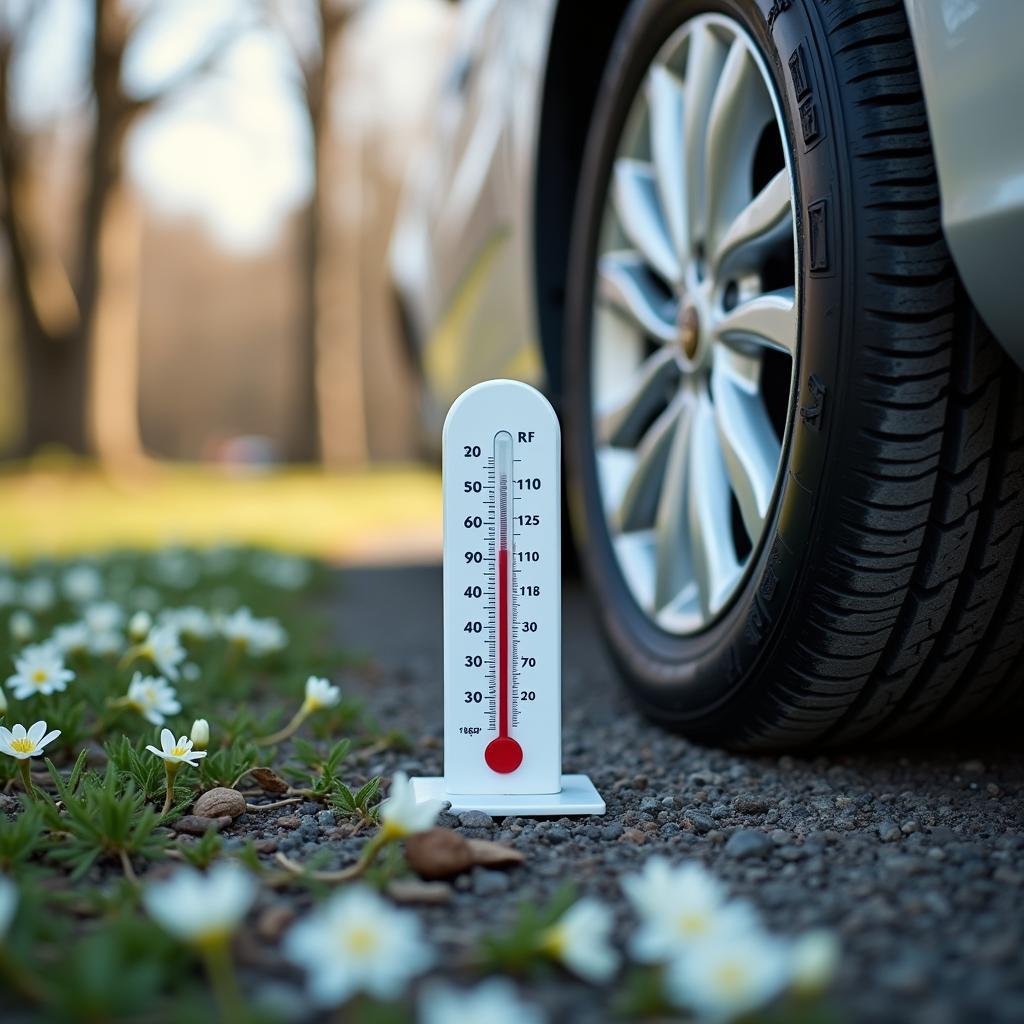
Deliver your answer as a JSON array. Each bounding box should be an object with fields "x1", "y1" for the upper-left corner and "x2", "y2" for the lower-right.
[{"x1": 563, "y1": 0, "x2": 846, "y2": 737}]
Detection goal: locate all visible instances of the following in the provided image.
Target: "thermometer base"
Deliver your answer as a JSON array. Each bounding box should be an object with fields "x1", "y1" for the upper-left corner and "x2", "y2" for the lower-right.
[{"x1": 409, "y1": 774, "x2": 605, "y2": 817}]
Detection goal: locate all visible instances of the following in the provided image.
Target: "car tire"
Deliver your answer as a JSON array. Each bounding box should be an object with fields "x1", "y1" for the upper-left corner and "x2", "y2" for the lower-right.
[{"x1": 563, "y1": 0, "x2": 1024, "y2": 748}]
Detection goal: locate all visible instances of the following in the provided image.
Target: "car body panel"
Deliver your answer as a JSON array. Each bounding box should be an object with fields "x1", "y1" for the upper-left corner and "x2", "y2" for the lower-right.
[
  {"x1": 391, "y1": 0, "x2": 1024, "y2": 428},
  {"x1": 905, "y1": 0, "x2": 1024, "y2": 365},
  {"x1": 389, "y1": 0, "x2": 555, "y2": 441}
]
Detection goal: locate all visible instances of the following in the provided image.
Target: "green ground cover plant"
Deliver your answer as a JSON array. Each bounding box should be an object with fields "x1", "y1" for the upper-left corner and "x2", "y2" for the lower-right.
[{"x1": 0, "y1": 545, "x2": 839, "y2": 1023}]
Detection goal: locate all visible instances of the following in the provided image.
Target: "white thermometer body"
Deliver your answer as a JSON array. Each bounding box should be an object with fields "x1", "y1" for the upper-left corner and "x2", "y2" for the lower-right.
[{"x1": 442, "y1": 379, "x2": 560, "y2": 795}]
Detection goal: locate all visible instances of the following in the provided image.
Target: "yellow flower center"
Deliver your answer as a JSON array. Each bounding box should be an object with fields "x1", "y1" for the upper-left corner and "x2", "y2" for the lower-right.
[
  {"x1": 713, "y1": 962, "x2": 748, "y2": 995},
  {"x1": 676, "y1": 911, "x2": 710, "y2": 937},
  {"x1": 31, "y1": 669, "x2": 48, "y2": 683},
  {"x1": 379, "y1": 819, "x2": 406, "y2": 841},
  {"x1": 542, "y1": 924, "x2": 566, "y2": 957},
  {"x1": 171, "y1": 746, "x2": 188, "y2": 757},
  {"x1": 10, "y1": 738, "x2": 36, "y2": 754},
  {"x1": 345, "y1": 926, "x2": 378, "y2": 955}
]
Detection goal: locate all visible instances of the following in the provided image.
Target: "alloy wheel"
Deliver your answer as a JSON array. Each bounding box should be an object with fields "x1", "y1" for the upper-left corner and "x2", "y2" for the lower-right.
[{"x1": 590, "y1": 13, "x2": 799, "y2": 635}]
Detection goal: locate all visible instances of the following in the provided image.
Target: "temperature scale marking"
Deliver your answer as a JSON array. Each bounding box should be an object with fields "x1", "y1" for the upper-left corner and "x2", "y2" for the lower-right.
[{"x1": 410, "y1": 379, "x2": 604, "y2": 817}]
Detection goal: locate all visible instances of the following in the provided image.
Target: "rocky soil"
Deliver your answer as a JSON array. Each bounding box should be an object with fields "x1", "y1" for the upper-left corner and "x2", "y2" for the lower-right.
[{"x1": 232, "y1": 566, "x2": 1024, "y2": 1023}]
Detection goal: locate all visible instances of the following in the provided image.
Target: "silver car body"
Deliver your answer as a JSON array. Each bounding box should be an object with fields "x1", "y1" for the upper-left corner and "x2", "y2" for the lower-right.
[
  {"x1": 905, "y1": 0, "x2": 1024, "y2": 365},
  {"x1": 390, "y1": 0, "x2": 1024, "y2": 426}
]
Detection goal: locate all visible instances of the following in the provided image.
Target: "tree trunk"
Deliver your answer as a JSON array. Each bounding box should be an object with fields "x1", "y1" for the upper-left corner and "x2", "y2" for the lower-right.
[
  {"x1": 291, "y1": 137, "x2": 324, "y2": 463},
  {"x1": 88, "y1": 179, "x2": 147, "y2": 469},
  {"x1": 18, "y1": 327, "x2": 90, "y2": 455}
]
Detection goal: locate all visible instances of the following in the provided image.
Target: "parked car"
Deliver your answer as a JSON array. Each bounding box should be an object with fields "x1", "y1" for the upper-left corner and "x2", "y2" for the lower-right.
[{"x1": 390, "y1": 0, "x2": 1024, "y2": 748}]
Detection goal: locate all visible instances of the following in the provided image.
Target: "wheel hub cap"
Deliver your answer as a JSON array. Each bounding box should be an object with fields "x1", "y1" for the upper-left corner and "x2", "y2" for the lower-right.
[
  {"x1": 589, "y1": 14, "x2": 799, "y2": 635},
  {"x1": 677, "y1": 302, "x2": 701, "y2": 361}
]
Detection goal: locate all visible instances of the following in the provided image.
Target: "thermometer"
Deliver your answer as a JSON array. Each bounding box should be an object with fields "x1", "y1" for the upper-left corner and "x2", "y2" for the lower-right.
[{"x1": 411, "y1": 379, "x2": 604, "y2": 816}]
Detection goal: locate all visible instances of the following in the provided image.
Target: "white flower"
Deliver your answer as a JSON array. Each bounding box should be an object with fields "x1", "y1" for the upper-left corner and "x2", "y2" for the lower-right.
[
  {"x1": 61, "y1": 565, "x2": 102, "y2": 604},
  {"x1": 0, "y1": 721, "x2": 61, "y2": 760},
  {"x1": 83, "y1": 602, "x2": 124, "y2": 653},
  {"x1": 624, "y1": 858, "x2": 757, "y2": 963},
  {"x1": 51, "y1": 621, "x2": 90, "y2": 655},
  {"x1": 21, "y1": 577, "x2": 55, "y2": 613},
  {"x1": 664, "y1": 929, "x2": 791, "y2": 1021},
  {"x1": 302, "y1": 676, "x2": 341, "y2": 713},
  {"x1": 128, "y1": 610, "x2": 152, "y2": 640},
  {"x1": 88, "y1": 630, "x2": 123, "y2": 656},
  {"x1": 790, "y1": 930, "x2": 839, "y2": 996},
  {"x1": 136, "y1": 624, "x2": 186, "y2": 680},
  {"x1": 419, "y1": 980, "x2": 545, "y2": 1024},
  {"x1": 9, "y1": 611, "x2": 34, "y2": 643},
  {"x1": 0, "y1": 577, "x2": 17, "y2": 607},
  {"x1": 6, "y1": 643, "x2": 75, "y2": 699},
  {"x1": 83, "y1": 601, "x2": 124, "y2": 634},
  {"x1": 190, "y1": 718, "x2": 210, "y2": 751},
  {"x1": 541, "y1": 898, "x2": 619, "y2": 983},
  {"x1": 126, "y1": 673, "x2": 181, "y2": 726},
  {"x1": 379, "y1": 771, "x2": 442, "y2": 840},
  {"x1": 0, "y1": 688, "x2": 7, "y2": 715},
  {"x1": 0, "y1": 876, "x2": 17, "y2": 939},
  {"x1": 143, "y1": 864, "x2": 256, "y2": 946},
  {"x1": 217, "y1": 607, "x2": 287, "y2": 655},
  {"x1": 146, "y1": 727, "x2": 207, "y2": 767},
  {"x1": 283, "y1": 886, "x2": 431, "y2": 1006},
  {"x1": 159, "y1": 606, "x2": 213, "y2": 640},
  {"x1": 253, "y1": 553, "x2": 310, "y2": 590}
]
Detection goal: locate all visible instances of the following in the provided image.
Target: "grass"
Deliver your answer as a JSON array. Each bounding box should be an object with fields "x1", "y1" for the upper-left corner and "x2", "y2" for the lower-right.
[{"x1": 0, "y1": 460, "x2": 441, "y2": 562}]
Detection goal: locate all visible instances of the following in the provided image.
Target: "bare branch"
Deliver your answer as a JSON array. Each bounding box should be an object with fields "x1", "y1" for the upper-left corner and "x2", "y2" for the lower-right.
[{"x1": 123, "y1": 14, "x2": 252, "y2": 120}]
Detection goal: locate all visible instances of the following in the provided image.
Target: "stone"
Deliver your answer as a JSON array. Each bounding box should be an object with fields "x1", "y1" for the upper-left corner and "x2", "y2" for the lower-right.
[
  {"x1": 733, "y1": 794, "x2": 770, "y2": 815},
  {"x1": 725, "y1": 829, "x2": 773, "y2": 859},
  {"x1": 458, "y1": 810, "x2": 494, "y2": 829},
  {"x1": 173, "y1": 815, "x2": 231, "y2": 836},
  {"x1": 192, "y1": 787, "x2": 247, "y2": 820},
  {"x1": 878, "y1": 821, "x2": 901, "y2": 842}
]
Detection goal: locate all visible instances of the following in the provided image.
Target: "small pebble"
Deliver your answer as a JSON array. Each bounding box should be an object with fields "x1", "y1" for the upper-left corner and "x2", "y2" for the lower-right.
[
  {"x1": 458, "y1": 810, "x2": 494, "y2": 829},
  {"x1": 878, "y1": 821, "x2": 901, "y2": 842},
  {"x1": 725, "y1": 829, "x2": 773, "y2": 859}
]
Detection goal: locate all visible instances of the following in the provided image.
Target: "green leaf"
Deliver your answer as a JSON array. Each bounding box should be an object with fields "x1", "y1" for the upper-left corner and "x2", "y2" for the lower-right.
[{"x1": 354, "y1": 777, "x2": 382, "y2": 808}]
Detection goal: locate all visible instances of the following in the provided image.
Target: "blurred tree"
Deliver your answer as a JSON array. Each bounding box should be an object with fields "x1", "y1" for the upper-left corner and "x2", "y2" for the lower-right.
[
  {"x1": 0, "y1": 0, "x2": 239, "y2": 459},
  {"x1": 270, "y1": 0, "x2": 365, "y2": 464}
]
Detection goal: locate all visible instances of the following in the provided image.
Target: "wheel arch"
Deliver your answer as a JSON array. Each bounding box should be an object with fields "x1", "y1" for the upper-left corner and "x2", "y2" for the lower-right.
[{"x1": 532, "y1": 0, "x2": 631, "y2": 412}]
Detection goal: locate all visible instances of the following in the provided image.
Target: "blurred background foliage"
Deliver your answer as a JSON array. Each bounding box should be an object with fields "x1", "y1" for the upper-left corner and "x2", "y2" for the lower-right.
[{"x1": 0, "y1": 0, "x2": 455, "y2": 558}]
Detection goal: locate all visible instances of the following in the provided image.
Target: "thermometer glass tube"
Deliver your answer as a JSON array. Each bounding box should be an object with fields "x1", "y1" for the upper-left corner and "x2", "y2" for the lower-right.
[{"x1": 485, "y1": 430, "x2": 523, "y2": 774}]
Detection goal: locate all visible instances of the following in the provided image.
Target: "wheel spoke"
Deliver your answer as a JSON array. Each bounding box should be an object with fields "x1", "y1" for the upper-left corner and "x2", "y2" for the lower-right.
[
  {"x1": 703, "y1": 38, "x2": 773, "y2": 257},
  {"x1": 712, "y1": 168, "x2": 791, "y2": 276},
  {"x1": 715, "y1": 287, "x2": 797, "y2": 356},
  {"x1": 595, "y1": 347, "x2": 680, "y2": 448},
  {"x1": 597, "y1": 252, "x2": 677, "y2": 343},
  {"x1": 711, "y1": 346, "x2": 781, "y2": 539},
  {"x1": 647, "y1": 63, "x2": 688, "y2": 263},
  {"x1": 683, "y1": 21, "x2": 728, "y2": 255},
  {"x1": 612, "y1": 158, "x2": 682, "y2": 284},
  {"x1": 653, "y1": 395, "x2": 697, "y2": 609},
  {"x1": 687, "y1": 397, "x2": 742, "y2": 617},
  {"x1": 616, "y1": 395, "x2": 685, "y2": 532}
]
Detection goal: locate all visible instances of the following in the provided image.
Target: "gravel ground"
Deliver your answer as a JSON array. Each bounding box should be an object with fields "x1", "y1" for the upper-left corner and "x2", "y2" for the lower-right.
[{"x1": 304, "y1": 565, "x2": 1024, "y2": 1023}]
